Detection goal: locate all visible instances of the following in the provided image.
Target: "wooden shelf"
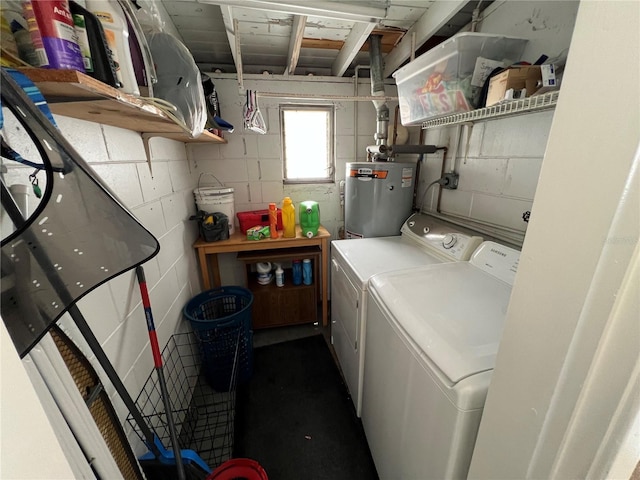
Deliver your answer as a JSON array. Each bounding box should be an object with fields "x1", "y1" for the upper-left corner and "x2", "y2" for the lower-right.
[{"x1": 18, "y1": 68, "x2": 226, "y2": 145}]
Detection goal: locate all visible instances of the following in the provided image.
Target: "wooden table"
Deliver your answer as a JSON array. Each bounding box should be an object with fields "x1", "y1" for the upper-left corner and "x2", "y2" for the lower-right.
[{"x1": 193, "y1": 225, "x2": 331, "y2": 326}]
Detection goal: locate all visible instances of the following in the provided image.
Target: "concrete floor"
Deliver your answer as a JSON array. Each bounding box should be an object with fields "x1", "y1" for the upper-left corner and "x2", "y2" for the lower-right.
[{"x1": 252, "y1": 321, "x2": 330, "y2": 348}]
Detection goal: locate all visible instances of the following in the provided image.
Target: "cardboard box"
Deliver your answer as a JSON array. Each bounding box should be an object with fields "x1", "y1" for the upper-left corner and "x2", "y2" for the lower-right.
[{"x1": 486, "y1": 65, "x2": 542, "y2": 107}]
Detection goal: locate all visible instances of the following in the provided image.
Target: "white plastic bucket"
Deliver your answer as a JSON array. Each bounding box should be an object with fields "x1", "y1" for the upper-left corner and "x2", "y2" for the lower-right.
[{"x1": 194, "y1": 186, "x2": 235, "y2": 235}]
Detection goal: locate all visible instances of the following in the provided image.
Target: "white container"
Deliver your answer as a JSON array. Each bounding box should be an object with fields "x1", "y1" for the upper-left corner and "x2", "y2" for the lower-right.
[
  {"x1": 393, "y1": 33, "x2": 528, "y2": 125},
  {"x1": 86, "y1": 0, "x2": 139, "y2": 96},
  {"x1": 275, "y1": 266, "x2": 284, "y2": 287},
  {"x1": 193, "y1": 186, "x2": 235, "y2": 235}
]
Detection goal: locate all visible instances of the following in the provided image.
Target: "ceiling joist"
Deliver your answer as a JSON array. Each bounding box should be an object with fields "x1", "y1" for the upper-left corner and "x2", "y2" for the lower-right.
[
  {"x1": 383, "y1": 0, "x2": 467, "y2": 78},
  {"x1": 197, "y1": 0, "x2": 385, "y2": 23},
  {"x1": 220, "y1": 5, "x2": 237, "y2": 66},
  {"x1": 332, "y1": 22, "x2": 376, "y2": 77},
  {"x1": 233, "y1": 17, "x2": 244, "y2": 90},
  {"x1": 285, "y1": 15, "x2": 307, "y2": 75}
]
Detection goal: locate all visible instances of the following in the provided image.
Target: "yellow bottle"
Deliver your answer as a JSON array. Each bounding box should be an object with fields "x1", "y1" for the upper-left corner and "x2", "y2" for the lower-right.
[{"x1": 282, "y1": 197, "x2": 296, "y2": 238}]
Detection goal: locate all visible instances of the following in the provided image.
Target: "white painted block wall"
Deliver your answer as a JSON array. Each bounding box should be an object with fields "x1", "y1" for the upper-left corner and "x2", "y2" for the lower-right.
[{"x1": 418, "y1": 110, "x2": 554, "y2": 245}]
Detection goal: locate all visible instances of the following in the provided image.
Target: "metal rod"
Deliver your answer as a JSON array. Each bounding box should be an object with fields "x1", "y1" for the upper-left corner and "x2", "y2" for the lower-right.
[
  {"x1": 256, "y1": 91, "x2": 397, "y2": 101},
  {"x1": 389, "y1": 144, "x2": 439, "y2": 155}
]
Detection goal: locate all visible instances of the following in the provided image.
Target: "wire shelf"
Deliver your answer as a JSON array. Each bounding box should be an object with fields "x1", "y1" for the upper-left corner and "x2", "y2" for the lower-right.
[
  {"x1": 421, "y1": 91, "x2": 559, "y2": 129},
  {"x1": 127, "y1": 331, "x2": 239, "y2": 470}
]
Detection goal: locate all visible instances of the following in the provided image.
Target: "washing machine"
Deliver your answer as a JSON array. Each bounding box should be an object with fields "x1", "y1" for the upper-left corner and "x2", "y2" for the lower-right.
[
  {"x1": 330, "y1": 213, "x2": 484, "y2": 417},
  {"x1": 361, "y1": 241, "x2": 520, "y2": 480}
]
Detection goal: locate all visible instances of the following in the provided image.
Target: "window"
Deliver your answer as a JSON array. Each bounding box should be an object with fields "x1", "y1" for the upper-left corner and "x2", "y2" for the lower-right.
[{"x1": 280, "y1": 105, "x2": 334, "y2": 183}]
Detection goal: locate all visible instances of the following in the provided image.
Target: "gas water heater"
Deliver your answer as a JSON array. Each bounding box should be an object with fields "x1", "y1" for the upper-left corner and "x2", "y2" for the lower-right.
[{"x1": 344, "y1": 162, "x2": 416, "y2": 238}]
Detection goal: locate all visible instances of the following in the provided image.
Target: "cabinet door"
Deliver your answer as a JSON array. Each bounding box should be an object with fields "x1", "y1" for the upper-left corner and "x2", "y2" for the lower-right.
[{"x1": 251, "y1": 283, "x2": 317, "y2": 328}]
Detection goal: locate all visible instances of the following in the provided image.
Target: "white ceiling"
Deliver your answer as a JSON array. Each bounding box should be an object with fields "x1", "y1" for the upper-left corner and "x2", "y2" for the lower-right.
[{"x1": 161, "y1": 0, "x2": 493, "y2": 78}]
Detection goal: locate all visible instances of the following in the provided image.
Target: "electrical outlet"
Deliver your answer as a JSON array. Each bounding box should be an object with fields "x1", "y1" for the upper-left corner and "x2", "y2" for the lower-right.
[{"x1": 440, "y1": 173, "x2": 459, "y2": 190}]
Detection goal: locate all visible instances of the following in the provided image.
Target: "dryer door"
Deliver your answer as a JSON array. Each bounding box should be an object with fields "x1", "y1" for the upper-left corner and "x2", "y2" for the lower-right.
[{"x1": 330, "y1": 256, "x2": 360, "y2": 403}]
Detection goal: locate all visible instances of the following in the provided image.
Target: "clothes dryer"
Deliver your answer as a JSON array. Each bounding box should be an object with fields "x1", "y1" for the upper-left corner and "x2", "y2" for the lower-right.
[
  {"x1": 361, "y1": 241, "x2": 520, "y2": 480},
  {"x1": 330, "y1": 213, "x2": 483, "y2": 416}
]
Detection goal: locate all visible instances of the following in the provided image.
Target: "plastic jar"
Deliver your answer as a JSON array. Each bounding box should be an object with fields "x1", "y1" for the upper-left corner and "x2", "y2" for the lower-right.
[
  {"x1": 302, "y1": 259, "x2": 312, "y2": 285},
  {"x1": 292, "y1": 260, "x2": 302, "y2": 285}
]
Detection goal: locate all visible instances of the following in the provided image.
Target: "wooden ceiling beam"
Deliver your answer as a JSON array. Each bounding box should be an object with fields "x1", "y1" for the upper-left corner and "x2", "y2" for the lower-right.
[
  {"x1": 285, "y1": 15, "x2": 307, "y2": 75},
  {"x1": 219, "y1": 5, "x2": 244, "y2": 87},
  {"x1": 382, "y1": 0, "x2": 467, "y2": 78},
  {"x1": 331, "y1": 22, "x2": 376, "y2": 77}
]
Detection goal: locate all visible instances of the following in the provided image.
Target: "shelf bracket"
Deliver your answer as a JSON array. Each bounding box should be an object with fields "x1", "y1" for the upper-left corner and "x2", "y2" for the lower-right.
[{"x1": 141, "y1": 133, "x2": 155, "y2": 176}]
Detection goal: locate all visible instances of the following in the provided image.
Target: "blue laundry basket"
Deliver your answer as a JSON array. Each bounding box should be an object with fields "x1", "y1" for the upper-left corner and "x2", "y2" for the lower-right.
[{"x1": 183, "y1": 287, "x2": 253, "y2": 391}]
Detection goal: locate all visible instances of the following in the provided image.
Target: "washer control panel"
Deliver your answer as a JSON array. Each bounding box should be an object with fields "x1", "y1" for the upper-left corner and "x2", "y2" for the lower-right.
[
  {"x1": 470, "y1": 241, "x2": 521, "y2": 285},
  {"x1": 401, "y1": 213, "x2": 483, "y2": 261}
]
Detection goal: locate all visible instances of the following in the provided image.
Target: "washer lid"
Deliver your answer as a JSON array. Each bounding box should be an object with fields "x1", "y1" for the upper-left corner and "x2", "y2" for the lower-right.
[
  {"x1": 331, "y1": 237, "x2": 442, "y2": 289},
  {"x1": 369, "y1": 262, "x2": 514, "y2": 383}
]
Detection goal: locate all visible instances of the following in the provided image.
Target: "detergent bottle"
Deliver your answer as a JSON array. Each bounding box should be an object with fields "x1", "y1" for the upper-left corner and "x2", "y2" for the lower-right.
[
  {"x1": 268, "y1": 202, "x2": 278, "y2": 239},
  {"x1": 275, "y1": 264, "x2": 284, "y2": 287},
  {"x1": 299, "y1": 200, "x2": 320, "y2": 238},
  {"x1": 282, "y1": 197, "x2": 295, "y2": 238}
]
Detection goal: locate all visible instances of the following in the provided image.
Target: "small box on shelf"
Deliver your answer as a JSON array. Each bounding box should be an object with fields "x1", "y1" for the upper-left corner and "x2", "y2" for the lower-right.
[{"x1": 486, "y1": 65, "x2": 543, "y2": 107}]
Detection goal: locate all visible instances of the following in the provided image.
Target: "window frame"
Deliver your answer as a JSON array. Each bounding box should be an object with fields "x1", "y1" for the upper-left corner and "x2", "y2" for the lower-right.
[{"x1": 280, "y1": 104, "x2": 335, "y2": 185}]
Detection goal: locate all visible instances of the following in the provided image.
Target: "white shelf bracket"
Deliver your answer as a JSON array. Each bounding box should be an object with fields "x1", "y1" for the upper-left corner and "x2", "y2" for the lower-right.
[{"x1": 141, "y1": 133, "x2": 155, "y2": 176}]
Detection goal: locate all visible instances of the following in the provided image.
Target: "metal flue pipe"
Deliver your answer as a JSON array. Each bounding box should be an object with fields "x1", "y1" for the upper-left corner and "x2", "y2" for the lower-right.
[{"x1": 369, "y1": 35, "x2": 388, "y2": 149}]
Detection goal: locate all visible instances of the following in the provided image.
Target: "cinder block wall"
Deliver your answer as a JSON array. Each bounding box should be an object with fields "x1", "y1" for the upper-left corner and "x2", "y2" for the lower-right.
[{"x1": 419, "y1": 110, "x2": 554, "y2": 246}]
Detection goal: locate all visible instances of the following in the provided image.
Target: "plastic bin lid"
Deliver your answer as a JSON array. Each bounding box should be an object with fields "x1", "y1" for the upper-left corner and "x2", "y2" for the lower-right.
[{"x1": 392, "y1": 32, "x2": 528, "y2": 80}]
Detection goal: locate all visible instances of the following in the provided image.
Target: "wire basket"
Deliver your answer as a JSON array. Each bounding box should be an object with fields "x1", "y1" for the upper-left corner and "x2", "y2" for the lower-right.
[
  {"x1": 184, "y1": 287, "x2": 254, "y2": 390},
  {"x1": 128, "y1": 331, "x2": 239, "y2": 469}
]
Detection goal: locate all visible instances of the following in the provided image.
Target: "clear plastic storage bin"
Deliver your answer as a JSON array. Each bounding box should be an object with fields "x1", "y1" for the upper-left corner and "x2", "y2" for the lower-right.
[{"x1": 393, "y1": 33, "x2": 528, "y2": 125}]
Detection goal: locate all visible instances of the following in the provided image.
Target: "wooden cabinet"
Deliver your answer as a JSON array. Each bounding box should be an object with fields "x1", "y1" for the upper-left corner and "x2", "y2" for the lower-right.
[
  {"x1": 193, "y1": 225, "x2": 331, "y2": 327},
  {"x1": 238, "y1": 247, "x2": 321, "y2": 329}
]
